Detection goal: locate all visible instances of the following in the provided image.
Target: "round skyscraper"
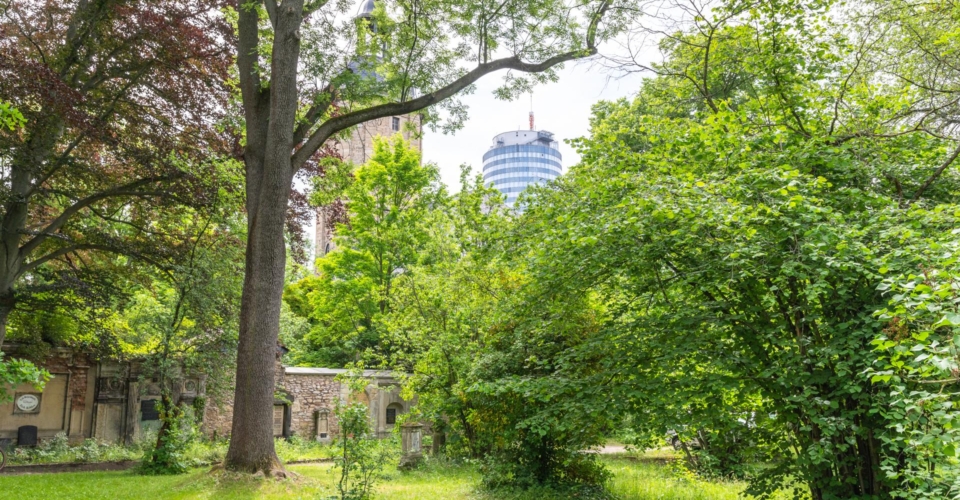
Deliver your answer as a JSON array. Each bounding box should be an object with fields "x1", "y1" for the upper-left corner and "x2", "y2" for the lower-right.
[{"x1": 482, "y1": 129, "x2": 562, "y2": 207}]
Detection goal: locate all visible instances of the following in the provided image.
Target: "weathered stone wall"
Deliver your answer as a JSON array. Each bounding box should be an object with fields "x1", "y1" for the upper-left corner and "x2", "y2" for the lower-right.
[
  {"x1": 338, "y1": 114, "x2": 422, "y2": 165},
  {"x1": 202, "y1": 397, "x2": 234, "y2": 439},
  {"x1": 201, "y1": 354, "x2": 286, "y2": 439},
  {"x1": 282, "y1": 373, "x2": 343, "y2": 438}
]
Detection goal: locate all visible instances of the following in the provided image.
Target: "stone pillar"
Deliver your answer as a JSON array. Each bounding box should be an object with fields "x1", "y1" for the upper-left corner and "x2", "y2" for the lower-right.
[
  {"x1": 399, "y1": 422, "x2": 423, "y2": 469},
  {"x1": 124, "y1": 380, "x2": 139, "y2": 445}
]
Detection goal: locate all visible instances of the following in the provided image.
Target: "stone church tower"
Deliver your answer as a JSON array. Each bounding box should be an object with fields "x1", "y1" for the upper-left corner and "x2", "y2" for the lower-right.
[
  {"x1": 314, "y1": 0, "x2": 424, "y2": 262},
  {"x1": 314, "y1": 114, "x2": 422, "y2": 259},
  {"x1": 314, "y1": 0, "x2": 423, "y2": 264}
]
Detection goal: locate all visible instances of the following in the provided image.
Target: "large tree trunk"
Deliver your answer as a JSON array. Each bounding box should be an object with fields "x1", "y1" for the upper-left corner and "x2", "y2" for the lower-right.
[
  {"x1": 224, "y1": 0, "x2": 304, "y2": 474},
  {"x1": 223, "y1": 193, "x2": 289, "y2": 474}
]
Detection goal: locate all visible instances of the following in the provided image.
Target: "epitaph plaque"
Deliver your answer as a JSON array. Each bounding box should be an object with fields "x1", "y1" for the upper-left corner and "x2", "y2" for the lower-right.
[{"x1": 399, "y1": 422, "x2": 424, "y2": 469}]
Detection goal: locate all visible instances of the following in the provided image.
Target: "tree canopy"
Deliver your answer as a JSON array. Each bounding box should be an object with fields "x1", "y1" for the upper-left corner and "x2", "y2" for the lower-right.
[
  {"x1": 282, "y1": 1, "x2": 960, "y2": 497},
  {"x1": 0, "y1": 0, "x2": 234, "y2": 347}
]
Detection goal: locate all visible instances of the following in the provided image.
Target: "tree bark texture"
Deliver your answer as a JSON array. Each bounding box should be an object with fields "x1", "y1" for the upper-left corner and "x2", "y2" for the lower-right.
[{"x1": 224, "y1": 0, "x2": 304, "y2": 475}]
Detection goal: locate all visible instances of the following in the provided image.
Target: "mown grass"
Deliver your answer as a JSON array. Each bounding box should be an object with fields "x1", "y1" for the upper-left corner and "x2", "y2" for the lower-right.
[
  {"x1": 0, "y1": 453, "x2": 759, "y2": 500},
  {"x1": 607, "y1": 455, "x2": 745, "y2": 500}
]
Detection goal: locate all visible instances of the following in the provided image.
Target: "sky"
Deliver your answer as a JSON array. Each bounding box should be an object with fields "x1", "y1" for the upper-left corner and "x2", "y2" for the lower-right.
[{"x1": 421, "y1": 63, "x2": 647, "y2": 191}]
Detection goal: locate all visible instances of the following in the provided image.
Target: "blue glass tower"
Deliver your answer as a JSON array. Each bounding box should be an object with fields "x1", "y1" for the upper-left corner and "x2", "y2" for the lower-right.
[{"x1": 482, "y1": 128, "x2": 562, "y2": 207}]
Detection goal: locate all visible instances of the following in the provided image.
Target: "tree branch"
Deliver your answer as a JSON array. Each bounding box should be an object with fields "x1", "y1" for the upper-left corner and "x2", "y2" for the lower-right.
[
  {"x1": 292, "y1": 50, "x2": 594, "y2": 170},
  {"x1": 19, "y1": 175, "x2": 178, "y2": 257},
  {"x1": 910, "y1": 142, "x2": 960, "y2": 203},
  {"x1": 303, "y1": 0, "x2": 331, "y2": 17},
  {"x1": 293, "y1": 85, "x2": 337, "y2": 146},
  {"x1": 20, "y1": 242, "x2": 164, "y2": 275},
  {"x1": 264, "y1": 0, "x2": 278, "y2": 29}
]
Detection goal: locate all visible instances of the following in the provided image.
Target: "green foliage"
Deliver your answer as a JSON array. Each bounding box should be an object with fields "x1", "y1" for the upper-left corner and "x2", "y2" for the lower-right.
[
  {"x1": 287, "y1": 136, "x2": 443, "y2": 366},
  {"x1": 275, "y1": 2, "x2": 960, "y2": 498},
  {"x1": 377, "y1": 166, "x2": 510, "y2": 458},
  {"x1": 503, "y1": 1, "x2": 960, "y2": 498},
  {"x1": 331, "y1": 401, "x2": 397, "y2": 500},
  {"x1": 138, "y1": 401, "x2": 200, "y2": 475},
  {"x1": 870, "y1": 231, "x2": 960, "y2": 498},
  {"x1": 11, "y1": 433, "x2": 142, "y2": 465},
  {"x1": 0, "y1": 352, "x2": 48, "y2": 403},
  {"x1": 0, "y1": 100, "x2": 25, "y2": 131}
]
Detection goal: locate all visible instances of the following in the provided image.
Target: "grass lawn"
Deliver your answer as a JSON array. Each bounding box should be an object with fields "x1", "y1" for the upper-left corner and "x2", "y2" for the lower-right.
[{"x1": 0, "y1": 455, "x2": 758, "y2": 500}]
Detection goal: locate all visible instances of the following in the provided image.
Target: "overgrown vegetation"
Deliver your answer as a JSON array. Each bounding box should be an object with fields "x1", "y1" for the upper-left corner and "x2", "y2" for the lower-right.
[
  {"x1": 332, "y1": 401, "x2": 398, "y2": 500},
  {"x1": 9, "y1": 435, "x2": 335, "y2": 468},
  {"x1": 10, "y1": 433, "x2": 141, "y2": 465},
  {"x1": 280, "y1": 2, "x2": 960, "y2": 498},
  {"x1": 4, "y1": 0, "x2": 960, "y2": 498},
  {"x1": 138, "y1": 402, "x2": 200, "y2": 475}
]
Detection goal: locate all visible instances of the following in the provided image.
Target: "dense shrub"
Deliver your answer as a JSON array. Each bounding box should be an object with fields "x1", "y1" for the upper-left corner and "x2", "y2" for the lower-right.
[
  {"x1": 138, "y1": 401, "x2": 199, "y2": 475},
  {"x1": 332, "y1": 402, "x2": 398, "y2": 500},
  {"x1": 480, "y1": 447, "x2": 610, "y2": 491}
]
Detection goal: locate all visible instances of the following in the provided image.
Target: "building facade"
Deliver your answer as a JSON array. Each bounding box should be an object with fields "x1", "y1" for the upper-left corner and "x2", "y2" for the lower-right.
[
  {"x1": 482, "y1": 129, "x2": 562, "y2": 207},
  {"x1": 0, "y1": 346, "x2": 206, "y2": 446},
  {"x1": 204, "y1": 366, "x2": 412, "y2": 443},
  {"x1": 0, "y1": 345, "x2": 413, "y2": 447}
]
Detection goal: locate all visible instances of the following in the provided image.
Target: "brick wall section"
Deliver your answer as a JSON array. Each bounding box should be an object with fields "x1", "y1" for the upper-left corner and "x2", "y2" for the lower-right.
[
  {"x1": 282, "y1": 373, "x2": 342, "y2": 438},
  {"x1": 38, "y1": 351, "x2": 92, "y2": 411}
]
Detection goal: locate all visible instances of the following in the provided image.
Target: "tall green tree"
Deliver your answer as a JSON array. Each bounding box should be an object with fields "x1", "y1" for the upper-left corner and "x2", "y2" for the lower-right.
[
  {"x1": 228, "y1": 0, "x2": 627, "y2": 473},
  {"x1": 508, "y1": 0, "x2": 960, "y2": 497},
  {"x1": 285, "y1": 136, "x2": 441, "y2": 366},
  {"x1": 377, "y1": 166, "x2": 509, "y2": 457},
  {"x1": 0, "y1": 0, "x2": 232, "y2": 348},
  {"x1": 0, "y1": 100, "x2": 47, "y2": 400},
  {"x1": 131, "y1": 208, "x2": 245, "y2": 474}
]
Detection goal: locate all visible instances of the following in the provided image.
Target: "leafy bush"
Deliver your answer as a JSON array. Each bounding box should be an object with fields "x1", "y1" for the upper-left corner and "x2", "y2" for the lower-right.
[
  {"x1": 10, "y1": 433, "x2": 142, "y2": 465},
  {"x1": 480, "y1": 448, "x2": 611, "y2": 492},
  {"x1": 330, "y1": 401, "x2": 397, "y2": 500},
  {"x1": 138, "y1": 401, "x2": 199, "y2": 475},
  {"x1": 869, "y1": 238, "x2": 960, "y2": 498}
]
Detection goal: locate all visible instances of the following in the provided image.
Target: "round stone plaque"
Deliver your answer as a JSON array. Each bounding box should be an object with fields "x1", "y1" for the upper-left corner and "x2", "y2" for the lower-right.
[{"x1": 16, "y1": 394, "x2": 40, "y2": 413}]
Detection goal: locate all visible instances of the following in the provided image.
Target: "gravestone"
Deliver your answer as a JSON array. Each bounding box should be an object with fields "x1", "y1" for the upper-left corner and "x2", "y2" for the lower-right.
[
  {"x1": 17, "y1": 425, "x2": 38, "y2": 447},
  {"x1": 399, "y1": 422, "x2": 423, "y2": 469}
]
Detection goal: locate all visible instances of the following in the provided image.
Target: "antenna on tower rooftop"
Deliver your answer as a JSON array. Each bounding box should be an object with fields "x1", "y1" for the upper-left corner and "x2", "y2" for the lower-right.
[{"x1": 528, "y1": 93, "x2": 534, "y2": 130}]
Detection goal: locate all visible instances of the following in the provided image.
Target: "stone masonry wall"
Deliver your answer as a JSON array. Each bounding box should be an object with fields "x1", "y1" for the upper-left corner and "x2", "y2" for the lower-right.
[
  {"x1": 282, "y1": 373, "x2": 343, "y2": 438},
  {"x1": 202, "y1": 356, "x2": 286, "y2": 439}
]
